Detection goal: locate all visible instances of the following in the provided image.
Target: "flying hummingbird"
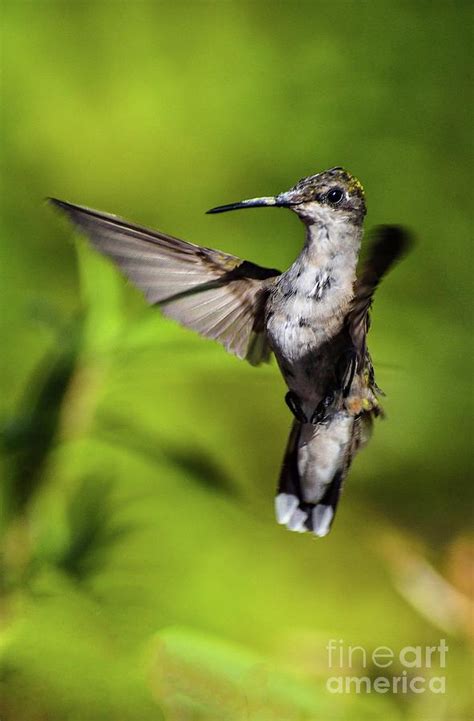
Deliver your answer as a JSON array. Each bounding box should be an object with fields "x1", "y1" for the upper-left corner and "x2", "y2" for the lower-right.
[{"x1": 50, "y1": 167, "x2": 410, "y2": 537}]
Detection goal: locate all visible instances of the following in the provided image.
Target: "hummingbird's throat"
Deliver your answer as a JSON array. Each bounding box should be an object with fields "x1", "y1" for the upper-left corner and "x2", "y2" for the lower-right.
[{"x1": 301, "y1": 221, "x2": 361, "y2": 309}]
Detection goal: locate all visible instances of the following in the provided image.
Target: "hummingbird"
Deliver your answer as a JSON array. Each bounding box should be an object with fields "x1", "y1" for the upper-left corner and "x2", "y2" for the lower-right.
[{"x1": 49, "y1": 167, "x2": 410, "y2": 537}]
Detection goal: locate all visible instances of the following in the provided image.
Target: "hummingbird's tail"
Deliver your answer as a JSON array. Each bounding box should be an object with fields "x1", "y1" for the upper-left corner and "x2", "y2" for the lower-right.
[{"x1": 275, "y1": 413, "x2": 368, "y2": 537}]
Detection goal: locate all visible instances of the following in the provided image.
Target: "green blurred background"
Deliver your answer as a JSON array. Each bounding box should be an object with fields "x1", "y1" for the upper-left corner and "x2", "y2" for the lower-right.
[{"x1": 1, "y1": 1, "x2": 472, "y2": 720}]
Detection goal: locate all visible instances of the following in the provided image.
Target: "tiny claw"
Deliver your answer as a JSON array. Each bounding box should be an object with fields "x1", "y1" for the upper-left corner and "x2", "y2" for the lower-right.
[
  {"x1": 285, "y1": 391, "x2": 308, "y2": 423},
  {"x1": 310, "y1": 393, "x2": 335, "y2": 425},
  {"x1": 337, "y1": 350, "x2": 357, "y2": 398}
]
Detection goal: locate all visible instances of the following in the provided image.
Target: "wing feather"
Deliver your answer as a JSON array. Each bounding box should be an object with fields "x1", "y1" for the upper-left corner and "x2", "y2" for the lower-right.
[
  {"x1": 50, "y1": 198, "x2": 280, "y2": 364},
  {"x1": 349, "y1": 225, "x2": 412, "y2": 365}
]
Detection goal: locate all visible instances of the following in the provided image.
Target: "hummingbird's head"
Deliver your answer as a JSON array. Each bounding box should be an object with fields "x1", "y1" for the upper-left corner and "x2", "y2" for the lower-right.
[
  {"x1": 207, "y1": 167, "x2": 366, "y2": 227},
  {"x1": 278, "y1": 167, "x2": 366, "y2": 225}
]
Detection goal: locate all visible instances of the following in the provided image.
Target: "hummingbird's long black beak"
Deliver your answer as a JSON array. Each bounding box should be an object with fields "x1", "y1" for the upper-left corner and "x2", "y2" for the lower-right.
[{"x1": 206, "y1": 195, "x2": 285, "y2": 214}]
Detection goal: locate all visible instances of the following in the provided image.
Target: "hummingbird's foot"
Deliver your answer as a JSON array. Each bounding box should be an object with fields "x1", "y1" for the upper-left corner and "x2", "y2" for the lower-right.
[
  {"x1": 337, "y1": 349, "x2": 357, "y2": 398},
  {"x1": 310, "y1": 392, "x2": 335, "y2": 425},
  {"x1": 285, "y1": 391, "x2": 308, "y2": 424}
]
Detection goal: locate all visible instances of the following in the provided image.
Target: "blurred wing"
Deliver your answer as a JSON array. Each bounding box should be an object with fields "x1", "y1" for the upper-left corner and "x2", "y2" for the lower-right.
[
  {"x1": 349, "y1": 225, "x2": 412, "y2": 364},
  {"x1": 49, "y1": 199, "x2": 281, "y2": 365}
]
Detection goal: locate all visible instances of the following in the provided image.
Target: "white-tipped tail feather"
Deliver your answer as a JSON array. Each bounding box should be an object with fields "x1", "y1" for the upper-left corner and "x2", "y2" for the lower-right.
[
  {"x1": 275, "y1": 493, "x2": 299, "y2": 525},
  {"x1": 276, "y1": 414, "x2": 356, "y2": 537},
  {"x1": 275, "y1": 493, "x2": 308, "y2": 532},
  {"x1": 275, "y1": 493, "x2": 335, "y2": 537},
  {"x1": 312, "y1": 504, "x2": 334, "y2": 537}
]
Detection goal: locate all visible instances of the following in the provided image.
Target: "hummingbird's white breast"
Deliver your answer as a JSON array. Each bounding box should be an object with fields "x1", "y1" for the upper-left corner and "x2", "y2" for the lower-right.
[{"x1": 266, "y1": 221, "x2": 361, "y2": 411}]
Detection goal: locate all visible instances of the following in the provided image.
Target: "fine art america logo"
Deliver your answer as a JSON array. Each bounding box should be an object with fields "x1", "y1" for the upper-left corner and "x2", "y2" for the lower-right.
[{"x1": 326, "y1": 639, "x2": 448, "y2": 695}]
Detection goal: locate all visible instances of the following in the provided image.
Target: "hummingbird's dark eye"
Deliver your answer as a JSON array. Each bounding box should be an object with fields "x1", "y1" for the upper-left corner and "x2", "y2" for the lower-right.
[{"x1": 326, "y1": 187, "x2": 344, "y2": 205}]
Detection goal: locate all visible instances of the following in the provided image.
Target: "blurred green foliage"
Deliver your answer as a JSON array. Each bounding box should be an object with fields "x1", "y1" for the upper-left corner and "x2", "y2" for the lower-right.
[{"x1": 1, "y1": 1, "x2": 472, "y2": 720}]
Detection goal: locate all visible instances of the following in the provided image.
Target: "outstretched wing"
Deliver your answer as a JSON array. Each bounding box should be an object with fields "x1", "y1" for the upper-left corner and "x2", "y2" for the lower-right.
[
  {"x1": 349, "y1": 225, "x2": 412, "y2": 365},
  {"x1": 49, "y1": 199, "x2": 281, "y2": 365}
]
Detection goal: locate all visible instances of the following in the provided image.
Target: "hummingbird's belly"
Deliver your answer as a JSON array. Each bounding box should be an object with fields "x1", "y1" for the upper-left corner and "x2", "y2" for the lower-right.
[{"x1": 266, "y1": 307, "x2": 343, "y2": 412}]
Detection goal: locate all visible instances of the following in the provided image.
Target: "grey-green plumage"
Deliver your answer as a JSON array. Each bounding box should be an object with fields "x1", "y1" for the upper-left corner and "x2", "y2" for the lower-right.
[{"x1": 50, "y1": 167, "x2": 410, "y2": 537}]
